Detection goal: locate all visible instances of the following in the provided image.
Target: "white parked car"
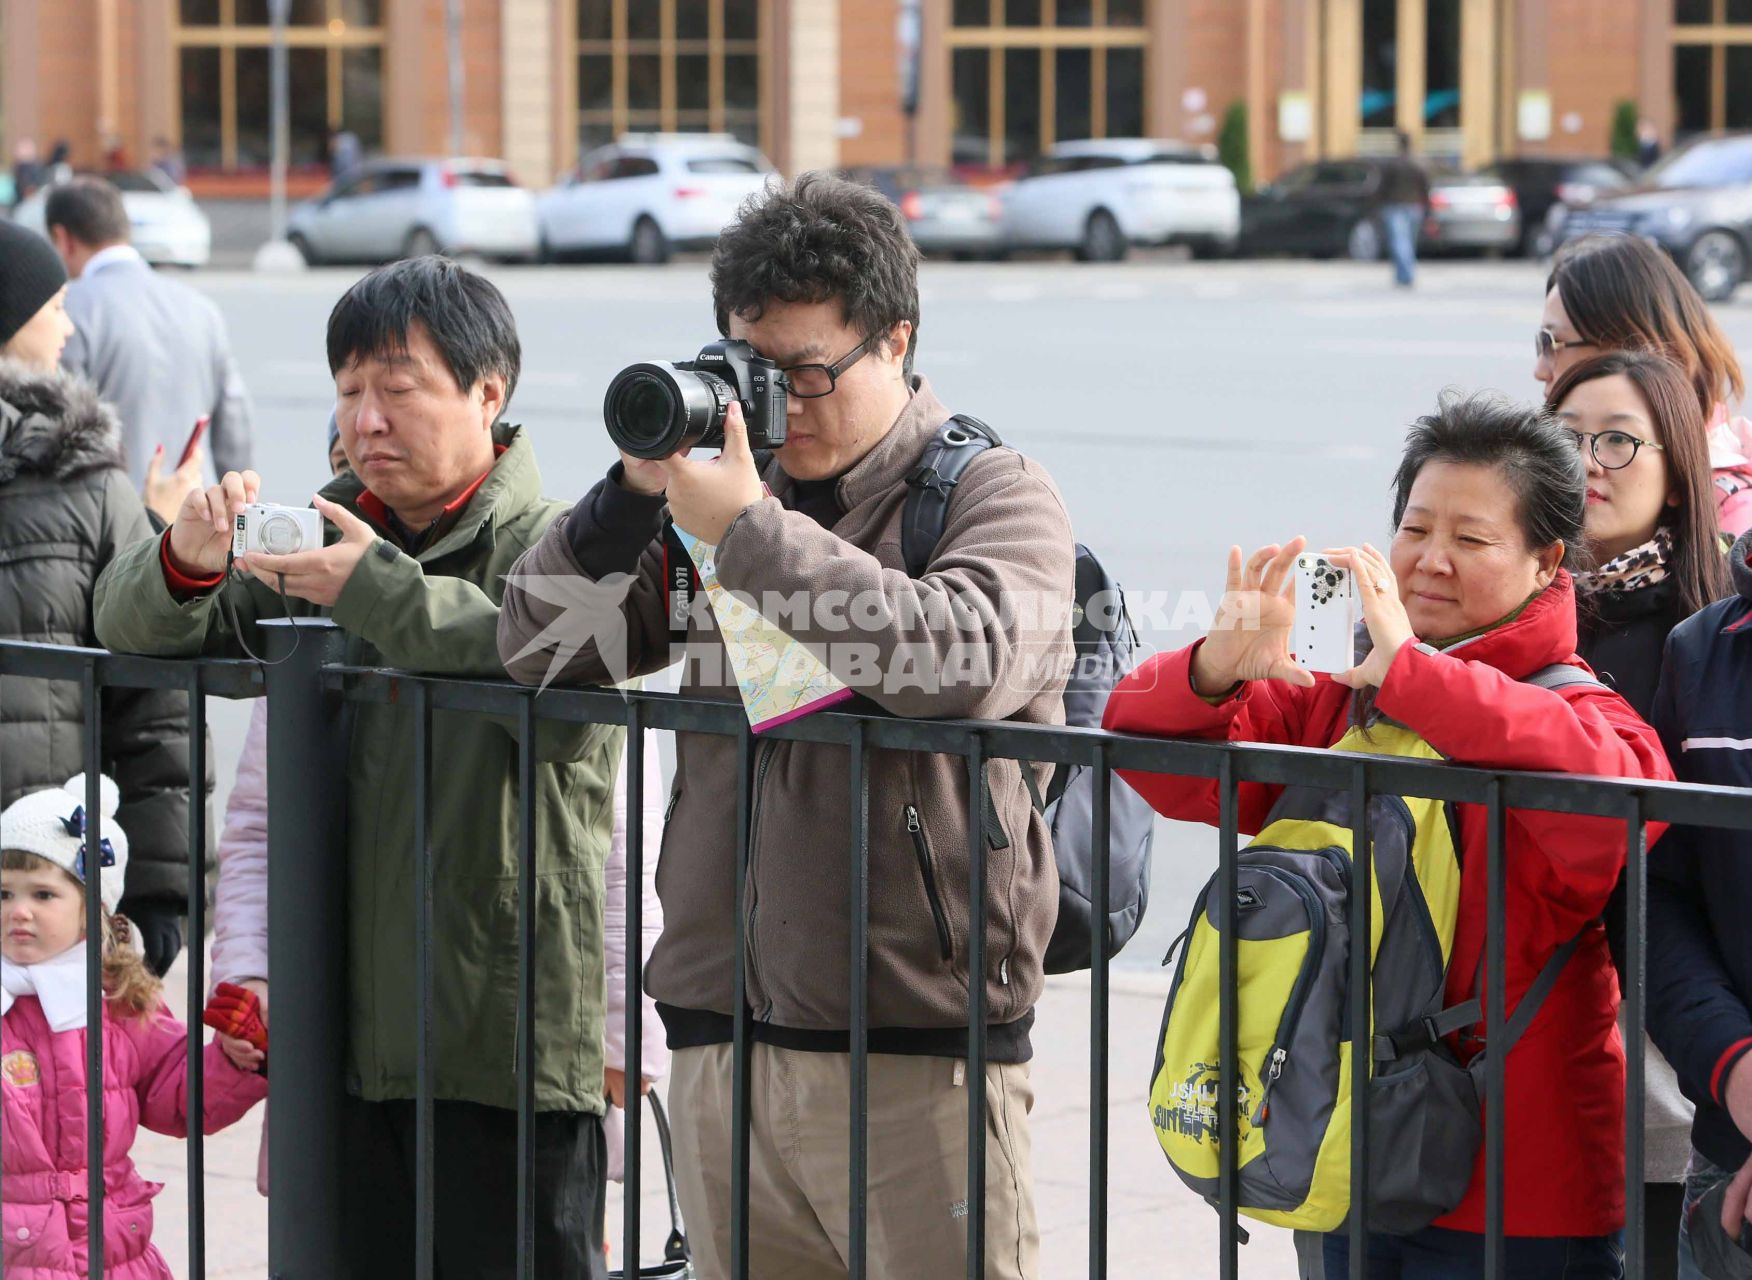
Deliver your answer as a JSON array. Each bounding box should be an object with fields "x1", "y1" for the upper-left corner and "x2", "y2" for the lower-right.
[
  {"x1": 12, "y1": 170, "x2": 211, "y2": 268},
  {"x1": 1001, "y1": 139, "x2": 1240, "y2": 262},
  {"x1": 537, "y1": 134, "x2": 776, "y2": 264},
  {"x1": 287, "y1": 159, "x2": 540, "y2": 265}
]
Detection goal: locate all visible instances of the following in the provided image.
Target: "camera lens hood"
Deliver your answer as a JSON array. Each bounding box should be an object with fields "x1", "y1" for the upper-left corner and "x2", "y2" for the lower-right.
[{"x1": 603, "y1": 362, "x2": 730, "y2": 460}]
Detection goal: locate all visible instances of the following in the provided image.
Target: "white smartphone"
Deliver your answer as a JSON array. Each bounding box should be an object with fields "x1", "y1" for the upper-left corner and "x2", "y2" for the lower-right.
[{"x1": 1293, "y1": 554, "x2": 1358, "y2": 675}]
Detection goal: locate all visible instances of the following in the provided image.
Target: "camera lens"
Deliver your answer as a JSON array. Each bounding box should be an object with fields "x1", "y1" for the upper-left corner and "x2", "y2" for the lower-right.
[
  {"x1": 603, "y1": 363, "x2": 731, "y2": 460},
  {"x1": 259, "y1": 514, "x2": 305, "y2": 555}
]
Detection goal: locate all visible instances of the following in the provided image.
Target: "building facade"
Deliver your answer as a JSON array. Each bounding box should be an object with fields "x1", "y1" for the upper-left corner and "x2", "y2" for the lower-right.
[{"x1": 0, "y1": 0, "x2": 1740, "y2": 194}]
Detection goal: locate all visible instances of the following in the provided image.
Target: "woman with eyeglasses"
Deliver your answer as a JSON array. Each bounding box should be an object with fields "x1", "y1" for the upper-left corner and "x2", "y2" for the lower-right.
[
  {"x1": 1537, "y1": 233, "x2": 1752, "y2": 538},
  {"x1": 1545, "y1": 350, "x2": 1732, "y2": 1280}
]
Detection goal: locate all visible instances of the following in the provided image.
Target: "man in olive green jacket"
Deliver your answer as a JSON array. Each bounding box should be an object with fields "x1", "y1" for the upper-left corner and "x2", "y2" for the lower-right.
[{"x1": 93, "y1": 257, "x2": 620, "y2": 1279}]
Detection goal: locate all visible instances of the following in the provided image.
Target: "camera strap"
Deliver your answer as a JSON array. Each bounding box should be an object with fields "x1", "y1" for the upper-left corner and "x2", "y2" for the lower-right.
[
  {"x1": 663, "y1": 450, "x2": 777, "y2": 646},
  {"x1": 662, "y1": 519, "x2": 696, "y2": 647}
]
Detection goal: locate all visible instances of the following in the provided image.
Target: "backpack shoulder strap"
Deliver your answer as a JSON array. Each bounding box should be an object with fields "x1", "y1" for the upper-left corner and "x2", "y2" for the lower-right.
[
  {"x1": 899, "y1": 414, "x2": 1003, "y2": 578},
  {"x1": 1522, "y1": 663, "x2": 1604, "y2": 694}
]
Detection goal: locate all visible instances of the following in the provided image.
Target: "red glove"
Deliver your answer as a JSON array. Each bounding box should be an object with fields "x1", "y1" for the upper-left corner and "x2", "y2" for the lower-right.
[{"x1": 203, "y1": 982, "x2": 269, "y2": 1054}]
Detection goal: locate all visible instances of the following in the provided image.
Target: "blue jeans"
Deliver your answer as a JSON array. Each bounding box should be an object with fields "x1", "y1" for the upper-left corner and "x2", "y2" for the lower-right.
[
  {"x1": 1383, "y1": 203, "x2": 1422, "y2": 286},
  {"x1": 1678, "y1": 1149, "x2": 1736, "y2": 1280},
  {"x1": 1322, "y1": 1225, "x2": 1625, "y2": 1279}
]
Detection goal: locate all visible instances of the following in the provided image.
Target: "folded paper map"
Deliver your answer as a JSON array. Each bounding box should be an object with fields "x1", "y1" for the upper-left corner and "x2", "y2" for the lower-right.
[{"x1": 670, "y1": 523, "x2": 855, "y2": 733}]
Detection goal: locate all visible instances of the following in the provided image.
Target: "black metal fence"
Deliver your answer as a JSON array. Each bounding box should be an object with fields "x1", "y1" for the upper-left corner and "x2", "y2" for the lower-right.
[{"x1": 6, "y1": 623, "x2": 1752, "y2": 1280}]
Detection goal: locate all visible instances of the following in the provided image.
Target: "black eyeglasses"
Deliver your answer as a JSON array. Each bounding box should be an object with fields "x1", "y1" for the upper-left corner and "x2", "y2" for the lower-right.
[
  {"x1": 779, "y1": 336, "x2": 875, "y2": 399},
  {"x1": 1537, "y1": 328, "x2": 1596, "y2": 360},
  {"x1": 1567, "y1": 428, "x2": 1665, "y2": 471}
]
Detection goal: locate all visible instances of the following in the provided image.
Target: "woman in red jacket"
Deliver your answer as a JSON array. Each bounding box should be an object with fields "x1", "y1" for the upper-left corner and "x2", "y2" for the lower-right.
[{"x1": 1105, "y1": 394, "x2": 1673, "y2": 1279}]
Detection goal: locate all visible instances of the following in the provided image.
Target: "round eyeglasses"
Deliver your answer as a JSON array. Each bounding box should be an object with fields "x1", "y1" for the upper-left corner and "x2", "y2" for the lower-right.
[{"x1": 1568, "y1": 428, "x2": 1665, "y2": 471}]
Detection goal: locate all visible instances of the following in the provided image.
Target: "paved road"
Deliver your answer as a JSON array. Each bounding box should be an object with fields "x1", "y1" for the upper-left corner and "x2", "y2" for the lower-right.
[{"x1": 196, "y1": 254, "x2": 1752, "y2": 975}]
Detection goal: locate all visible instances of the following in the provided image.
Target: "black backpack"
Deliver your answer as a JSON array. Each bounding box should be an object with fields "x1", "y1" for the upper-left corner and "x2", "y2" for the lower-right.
[{"x1": 901, "y1": 415, "x2": 1156, "y2": 974}]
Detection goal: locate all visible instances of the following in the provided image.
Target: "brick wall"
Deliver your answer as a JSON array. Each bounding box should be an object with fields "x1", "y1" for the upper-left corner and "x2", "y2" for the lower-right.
[
  {"x1": 1540, "y1": 0, "x2": 1640, "y2": 159},
  {"x1": 838, "y1": 0, "x2": 908, "y2": 168}
]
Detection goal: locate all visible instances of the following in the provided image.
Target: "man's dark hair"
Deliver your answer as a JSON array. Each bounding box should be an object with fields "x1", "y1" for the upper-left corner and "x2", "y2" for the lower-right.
[
  {"x1": 1390, "y1": 390, "x2": 1588, "y2": 570},
  {"x1": 711, "y1": 171, "x2": 921, "y2": 376},
  {"x1": 43, "y1": 177, "x2": 131, "y2": 247},
  {"x1": 326, "y1": 256, "x2": 521, "y2": 407}
]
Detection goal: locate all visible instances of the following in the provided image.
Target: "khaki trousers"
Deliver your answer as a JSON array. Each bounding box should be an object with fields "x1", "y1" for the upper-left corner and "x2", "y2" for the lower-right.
[{"x1": 667, "y1": 1043, "x2": 1039, "y2": 1280}]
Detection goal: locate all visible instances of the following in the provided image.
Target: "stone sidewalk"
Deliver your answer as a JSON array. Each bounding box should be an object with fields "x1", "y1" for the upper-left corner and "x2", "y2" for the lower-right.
[{"x1": 136, "y1": 961, "x2": 1298, "y2": 1277}]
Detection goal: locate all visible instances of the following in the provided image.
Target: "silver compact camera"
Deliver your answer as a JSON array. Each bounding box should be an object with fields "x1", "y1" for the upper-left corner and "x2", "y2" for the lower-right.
[{"x1": 232, "y1": 504, "x2": 323, "y2": 558}]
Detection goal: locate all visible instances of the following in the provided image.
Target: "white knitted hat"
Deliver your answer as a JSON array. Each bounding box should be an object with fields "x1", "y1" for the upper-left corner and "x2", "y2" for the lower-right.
[{"x1": 0, "y1": 775, "x2": 129, "y2": 915}]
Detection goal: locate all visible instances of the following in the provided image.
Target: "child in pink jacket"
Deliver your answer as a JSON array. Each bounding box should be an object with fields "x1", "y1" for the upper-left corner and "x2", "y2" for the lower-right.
[{"x1": 1, "y1": 775, "x2": 266, "y2": 1280}]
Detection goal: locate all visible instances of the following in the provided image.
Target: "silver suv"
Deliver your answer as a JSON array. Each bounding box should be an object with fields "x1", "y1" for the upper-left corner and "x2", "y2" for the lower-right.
[{"x1": 288, "y1": 159, "x2": 540, "y2": 266}]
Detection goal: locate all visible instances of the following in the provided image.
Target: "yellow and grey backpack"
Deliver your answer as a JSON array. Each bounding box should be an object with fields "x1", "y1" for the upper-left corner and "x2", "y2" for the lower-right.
[{"x1": 1147, "y1": 663, "x2": 1599, "y2": 1235}]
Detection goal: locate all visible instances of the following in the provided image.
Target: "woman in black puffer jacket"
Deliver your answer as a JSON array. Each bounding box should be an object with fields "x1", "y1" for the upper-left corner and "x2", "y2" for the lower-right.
[{"x1": 0, "y1": 219, "x2": 203, "y2": 975}]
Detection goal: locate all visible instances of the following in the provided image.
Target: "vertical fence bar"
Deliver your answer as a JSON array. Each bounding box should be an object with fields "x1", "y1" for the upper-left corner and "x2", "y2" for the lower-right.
[
  {"x1": 516, "y1": 695, "x2": 538, "y2": 1279},
  {"x1": 1217, "y1": 753, "x2": 1239, "y2": 1280},
  {"x1": 730, "y1": 730, "x2": 755, "y2": 1280},
  {"x1": 624, "y1": 700, "x2": 645, "y2": 1278},
  {"x1": 965, "y1": 734, "x2": 988, "y2": 1280},
  {"x1": 1484, "y1": 779, "x2": 1506, "y2": 1280},
  {"x1": 264, "y1": 620, "x2": 350, "y2": 1276},
  {"x1": 82, "y1": 665, "x2": 105, "y2": 1280},
  {"x1": 848, "y1": 721, "x2": 870, "y2": 1280},
  {"x1": 413, "y1": 681, "x2": 436, "y2": 1279},
  {"x1": 185, "y1": 670, "x2": 208, "y2": 1280},
  {"x1": 1348, "y1": 764, "x2": 1372, "y2": 1280},
  {"x1": 1088, "y1": 747, "x2": 1111, "y2": 1280},
  {"x1": 1625, "y1": 795, "x2": 1647, "y2": 1277}
]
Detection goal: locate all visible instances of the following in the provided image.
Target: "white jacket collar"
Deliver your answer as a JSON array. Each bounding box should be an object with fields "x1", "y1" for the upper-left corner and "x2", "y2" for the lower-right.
[{"x1": 2, "y1": 946, "x2": 91, "y2": 1030}]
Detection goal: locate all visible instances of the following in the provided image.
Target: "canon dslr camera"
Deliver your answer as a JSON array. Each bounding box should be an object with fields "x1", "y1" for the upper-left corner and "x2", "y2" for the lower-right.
[{"x1": 603, "y1": 339, "x2": 788, "y2": 460}]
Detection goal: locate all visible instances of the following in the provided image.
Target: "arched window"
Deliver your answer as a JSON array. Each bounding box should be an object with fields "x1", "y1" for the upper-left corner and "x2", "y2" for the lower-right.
[{"x1": 175, "y1": 0, "x2": 384, "y2": 173}]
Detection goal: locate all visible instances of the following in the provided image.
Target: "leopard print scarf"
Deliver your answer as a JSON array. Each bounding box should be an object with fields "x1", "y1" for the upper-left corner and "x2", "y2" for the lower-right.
[{"x1": 1574, "y1": 525, "x2": 1674, "y2": 598}]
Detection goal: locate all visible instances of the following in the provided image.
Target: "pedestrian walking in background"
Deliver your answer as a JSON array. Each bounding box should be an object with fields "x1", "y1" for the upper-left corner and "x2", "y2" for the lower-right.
[
  {"x1": 10, "y1": 138, "x2": 42, "y2": 208},
  {"x1": 1380, "y1": 130, "x2": 1431, "y2": 288},
  {"x1": 0, "y1": 775, "x2": 267, "y2": 1280},
  {"x1": 0, "y1": 218, "x2": 205, "y2": 979},
  {"x1": 44, "y1": 177, "x2": 254, "y2": 491},
  {"x1": 1549, "y1": 351, "x2": 1734, "y2": 1280},
  {"x1": 1107, "y1": 396, "x2": 1672, "y2": 1278},
  {"x1": 147, "y1": 137, "x2": 185, "y2": 188},
  {"x1": 1538, "y1": 232, "x2": 1752, "y2": 537}
]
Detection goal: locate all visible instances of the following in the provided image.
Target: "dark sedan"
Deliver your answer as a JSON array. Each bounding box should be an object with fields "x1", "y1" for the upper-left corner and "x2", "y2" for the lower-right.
[
  {"x1": 1476, "y1": 156, "x2": 1633, "y2": 256},
  {"x1": 1239, "y1": 158, "x2": 1399, "y2": 260},
  {"x1": 841, "y1": 165, "x2": 1003, "y2": 258},
  {"x1": 1554, "y1": 132, "x2": 1752, "y2": 301}
]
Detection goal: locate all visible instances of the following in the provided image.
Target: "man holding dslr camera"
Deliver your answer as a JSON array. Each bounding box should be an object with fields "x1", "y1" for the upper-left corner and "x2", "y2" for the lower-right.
[{"x1": 499, "y1": 173, "x2": 1074, "y2": 1279}]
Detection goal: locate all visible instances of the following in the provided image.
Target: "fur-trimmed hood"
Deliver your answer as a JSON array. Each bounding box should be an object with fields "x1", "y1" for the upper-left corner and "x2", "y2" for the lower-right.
[{"x1": 0, "y1": 359, "x2": 125, "y2": 485}]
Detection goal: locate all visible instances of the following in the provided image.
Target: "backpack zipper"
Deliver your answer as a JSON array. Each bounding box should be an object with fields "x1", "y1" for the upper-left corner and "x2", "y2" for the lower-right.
[
  {"x1": 906, "y1": 805, "x2": 954, "y2": 963},
  {"x1": 1246, "y1": 867, "x2": 1326, "y2": 1128}
]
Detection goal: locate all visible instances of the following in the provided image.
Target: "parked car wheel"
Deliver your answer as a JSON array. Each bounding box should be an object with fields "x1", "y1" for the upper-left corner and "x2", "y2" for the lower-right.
[
  {"x1": 1188, "y1": 238, "x2": 1232, "y2": 261},
  {"x1": 1346, "y1": 218, "x2": 1383, "y2": 262},
  {"x1": 1686, "y1": 231, "x2": 1745, "y2": 303},
  {"x1": 1075, "y1": 209, "x2": 1127, "y2": 263},
  {"x1": 403, "y1": 226, "x2": 442, "y2": 260},
  {"x1": 288, "y1": 232, "x2": 320, "y2": 267},
  {"x1": 629, "y1": 216, "x2": 670, "y2": 265}
]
